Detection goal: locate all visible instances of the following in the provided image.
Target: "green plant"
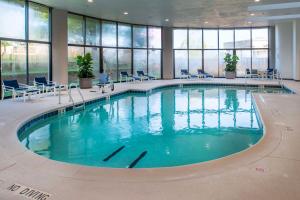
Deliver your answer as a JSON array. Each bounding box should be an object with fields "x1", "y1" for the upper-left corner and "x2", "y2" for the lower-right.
[
  {"x1": 76, "y1": 53, "x2": 94, "y2": 79},
  {"x1": 224, "y1": 53, "x2": 239, "y2": 72}
]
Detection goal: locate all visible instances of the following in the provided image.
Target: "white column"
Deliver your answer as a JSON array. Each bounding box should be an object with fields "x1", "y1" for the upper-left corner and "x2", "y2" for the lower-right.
[
  {"x1": 52, "y1": 9, "x2": 68, "y2": 85},
  {"x1": 162, "y1": 27, "x2": 174, "y2": 79},
  {"x1": 275, "y1": 22, "x2": 293, "y2": 79},
  {"x1": 293, "y1": 19, "x2": 300, "y2": 81}
]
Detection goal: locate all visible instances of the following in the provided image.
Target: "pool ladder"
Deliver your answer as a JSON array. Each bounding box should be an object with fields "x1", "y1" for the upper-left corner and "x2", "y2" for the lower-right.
[{"x1": 68, "y1": 83, "x2": 86, "y2": 111}]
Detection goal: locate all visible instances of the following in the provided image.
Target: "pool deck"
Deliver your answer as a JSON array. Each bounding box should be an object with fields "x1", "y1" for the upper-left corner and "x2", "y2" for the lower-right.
[{"x1": 0, "y1": 78, "x2": 300, "y2": 200}]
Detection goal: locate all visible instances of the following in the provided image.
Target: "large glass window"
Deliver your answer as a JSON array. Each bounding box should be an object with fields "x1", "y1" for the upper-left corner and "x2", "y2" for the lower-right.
[
  {"x1": 203, "y1": 30, "x2": 218, "y2": 49},
  {"x1": 0, "y1": 0, "x2": 25, "y2": 39},
  {"x1": 173, "y1": 27, "x2": 269, "y2": 78},
  {"x1": 252, "y1": 28, "x2": 268, "y2": 48},
  {"x1": 68, "y1": 14, "x2": 84, "y2": 45},
  {"x1": 118, "y1": 49, "x2": 132, "y2": 76},
  {"x1": 67, "y1": 15, "x2": 162, "y2": 82},
  {"x1": 85, "y1": 47, "x2": 100, "y2": 80},
  {"x1": 204, "y1": 50, "x2": 219, "y2": 76},
  {"x1": 118, "y1": 24, "x2": 131, "y2": 48},
  {"x1": 1, "y1": 41, "x2": 27, "y2": 83},
  {"x1": 102, "y1": 21, "x2": 117, "y2": 47},
  {"x1": 0, "y1": 1, "x2": 51, "y2": 99},
  {"x1": 236, "y1": 50, "x2": 251, "y2": 76},
  {"x1": 133, "y1": 49, "x2": 147, "y2": 75},
  {"x1": 86, "y1": 18, "x2": 100, "y2": 46},
  {"x1": 173, "y1": 29, "x2": 187, "y2": 49},
  {"x1": 174, "y1": 50, "x2": 188, "y2": 78},
  {"x1": 103, "y1": 48, "x2": 117, "y2": 81},
  {"x1": 219, "y1": 29, "x2": 234, "y2": 49},
  {"x1": 235, "y1": 29, "x2": 251, "y2": 48},
  {"x1": 189, "y1": 50, "x2": 202, "y2": 74},
  {"x1": 68, "y1": 46, "x2": 84, "y2": 83},
  {"x1": 29, "y1": 2, "x2": 50, "y2": 42},
  {"x1": 148, "y1": 27, "x2": 161, "y2": 49},
  {"x1": 28, "y1": 43, "x2": 49, "y2": 82},
  {"x1": 133, "y1": 26, "x2": 147, "y2": 48},
  {"x1": 148, "y1": 50, "x2": 161, "y2": 78},
  {"x1": 189, "y1": 30, "x2": 202, "y2": 49},
  {"x1": 252, "y1": 50, "x2": 268, "y2": 71}
]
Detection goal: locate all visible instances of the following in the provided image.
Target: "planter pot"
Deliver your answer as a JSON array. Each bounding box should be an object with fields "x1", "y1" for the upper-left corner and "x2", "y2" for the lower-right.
[
  {"x1": 225, "y1": 71, "x2": 236, "y2": 79},
  {"x1": 79, "y1": 78, "x2": 93, "y2": 89}
]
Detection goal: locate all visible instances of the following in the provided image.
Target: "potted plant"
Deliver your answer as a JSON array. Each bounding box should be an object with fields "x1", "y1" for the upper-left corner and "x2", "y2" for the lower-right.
[
  {"x1": 224, "y1": 52, "x2": 239, "y2": 79},
  {"x1": 77, "y1": 53, "x2": 94, "y2": 89}
]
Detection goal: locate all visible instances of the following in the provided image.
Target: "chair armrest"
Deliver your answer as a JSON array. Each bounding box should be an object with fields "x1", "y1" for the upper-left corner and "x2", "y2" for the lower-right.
[{"x1": 3, "y1": 85, "x2": 15, "y2": 91}]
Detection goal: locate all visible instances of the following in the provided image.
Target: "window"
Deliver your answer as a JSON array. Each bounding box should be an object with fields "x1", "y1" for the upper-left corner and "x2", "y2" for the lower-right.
[
  {"x1": 236, "y1": 50, "x2": 251, "y2": 76},
  {"x1": 85, "y1": 47, "x2": 100, "y2": 80},
  {"x1": 67, "y1": 16, "x2": 162, "y2": 82},
  {"x1": 252, "y1": 50, "x2": 268, "y2": 71},
  {"x1": 173, "y1": 27, "x2": 269, "y2": 78},
  {"x1": 235, "y1": 29, "x2": 251, "y2": 48},
  {"x1": 204, "y1": 50, "x2": 219, "y2": 76},
  {"x1": 133, "y1": 49, "x2": 147, "y2": 75},
  {"x1": 252, "y1": 28, "x2": 268, "y2": 48},
  {"x1": 133, "y1": 26, "x2": 147, "y2": 48},
  {"x1": 0, "y1": 0, "x2": 25, "y2": 39},
  {"x1": 174, "y1": 50, "x2": 188, "y2": 78},
  {"x1": 173, "y1": 29, "x2": 187, "y2": 49},
  {"x1": 1, "y1": 41, "x2": 27, "y2": 83},
  {"x1": 103, "y1": 48, "x2": 117, "y2": 81},
  {"x1": 118, "y1": 49, "x2": 132, "y2": 76},
  {"x1": 189, "y1": 50, "x2": 202, "y2": 74},
  {"x1": 118, "y1": 24, "x2": 131, "y2": 48},
  {"x1": 29, "y1": 2, "x2": 50, "y2": 42},
  {"x1": 0, "y1": 1, "x2": 51, "y2": 99},
  {"x1": 86, "y1": 18, "x2": 100, "y2": 46},
  {"x1": 68, "y1": 46, "x2": 84, "y2": 83},
  {"x1": 102, "y1": 21, "x2": 117, "y2": 47},
  {"x1": 148, "y1": 27, "x2": 161, "y2": 48},
  {"x1": 68, "y1": 14, "x2": 84, "y2": 44},
  {"x1": 219, "y1": 29, "x2": 234, "y2": 49},
  {"x1": 148, "y1": 50, "x2": 161, "y2": 78},
  {"x1": 28, "y1": 43, "x2": 50, "y2": 82},
  {"x1": 203, "y1": 30, "x2": 218, "y2": 49},
  {"x1": 189, "y1": 30, "x2": 202, "y2": 49}
]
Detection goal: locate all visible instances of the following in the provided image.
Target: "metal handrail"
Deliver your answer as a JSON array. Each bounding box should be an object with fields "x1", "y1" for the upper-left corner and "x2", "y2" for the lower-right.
[{"x1": 68, "y1": 83, "x2": 85, "y2": 110}]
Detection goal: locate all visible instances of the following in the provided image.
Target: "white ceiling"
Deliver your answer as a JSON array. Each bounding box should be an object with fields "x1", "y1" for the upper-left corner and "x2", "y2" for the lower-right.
[{"x1": 33, "y1": 0, "x2": 300, "y2": 27}]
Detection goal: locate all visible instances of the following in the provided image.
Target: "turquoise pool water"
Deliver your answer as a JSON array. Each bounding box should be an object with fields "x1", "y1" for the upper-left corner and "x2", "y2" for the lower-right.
[{"x1": 20, "y1": 85, "x2": 290, "y2": 168}]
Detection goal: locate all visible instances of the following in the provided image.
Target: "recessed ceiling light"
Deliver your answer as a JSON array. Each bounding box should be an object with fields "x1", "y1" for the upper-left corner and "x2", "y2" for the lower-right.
[
  {"x1": 250, "y1": 13, "x2": 255, "y2": 16},
  {"x1": 165, "y1": 19, "x2": 169, "y2": 22},
  {"x1": 205, "y1": 21, "x2": 209, "y2": 24},
  {"x1": 254, "y1": 0, "x2": 260, "y2": 2},
  {"x1": 87, "y1": 0, "x2": 93, "y2": 3},
  {"x1": 248, "y1": 21, "x2": 253, "y2": 24},
  {"x1": 123, "y1": 12, "x2": 128, "y2": 15}
]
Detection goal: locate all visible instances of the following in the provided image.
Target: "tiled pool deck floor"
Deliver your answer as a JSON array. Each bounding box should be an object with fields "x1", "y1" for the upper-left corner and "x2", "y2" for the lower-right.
[{"x1": 0, "y1": 78, "x2": 300, "y2": 200}]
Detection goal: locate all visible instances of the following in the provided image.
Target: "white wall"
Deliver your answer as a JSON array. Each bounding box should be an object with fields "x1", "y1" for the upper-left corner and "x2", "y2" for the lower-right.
[
  {"x1": 275, "y1": 22, "x2": 293, "y2": 79},
  {"x1": 293, "y1": 20, "x2": 300, "y2": 81}
]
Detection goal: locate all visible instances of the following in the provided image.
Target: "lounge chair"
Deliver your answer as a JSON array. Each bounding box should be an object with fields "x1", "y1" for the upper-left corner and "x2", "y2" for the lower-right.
[
  {"x1": 34, "y1": 77, "x2": 57, "y2": 95},
  {"x1": 119, "y1": 72, "x2": 139, "y2": 82},
  {"x1": 180, "y1": 69, "x2": 191, "y2": 79},
  {"x1": 137, "y1": 71, "x2": 156, "y2": 81},
  {"x1": 267, "y1": 68, "x2": 280, "y2": 79},
  {"x1": 2, "y1": 80, "x2": 40, "y2": 102},
  {"x1": 96, "y1": 73, "x2": 114, "y2": 93},
  {"x1": 245, "y1": 69, "x2": 259, "y2": 79},
  {"x1": 197, "y1": 69, "x2": 214, "y2": 78}
]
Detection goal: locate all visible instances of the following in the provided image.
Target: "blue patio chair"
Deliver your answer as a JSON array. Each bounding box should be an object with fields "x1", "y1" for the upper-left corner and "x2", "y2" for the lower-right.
[
  {"x1": 137, "y1": 71, "x2": 156, "y2": 81},
  {"x1": 197, "y1": 69, "x2": 214, "y2": 78},
  {"x1": 119, "y1": 72, "x2": 140, "y2": 82},
  {"x1": 180, "y1": 69, "x2": 191, "y2": 79},
  {"x1": 96, "y1": 73, "x2": 114, "y2": 93},
  {"x1": 34, "y1": 77, "x2": 57, "y2": 95},
  {"x1": 2, "y1": 80, "x2": 40, "y2": 102}
]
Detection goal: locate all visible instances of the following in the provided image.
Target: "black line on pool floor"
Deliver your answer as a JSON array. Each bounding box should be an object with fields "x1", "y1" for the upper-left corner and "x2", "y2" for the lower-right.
[
  {"x1": 128, "y1": 151, "x2": 147, "y2": 168},
  {"x1": 103, "y1": 146, "x2": 125, "y2": 162}
]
